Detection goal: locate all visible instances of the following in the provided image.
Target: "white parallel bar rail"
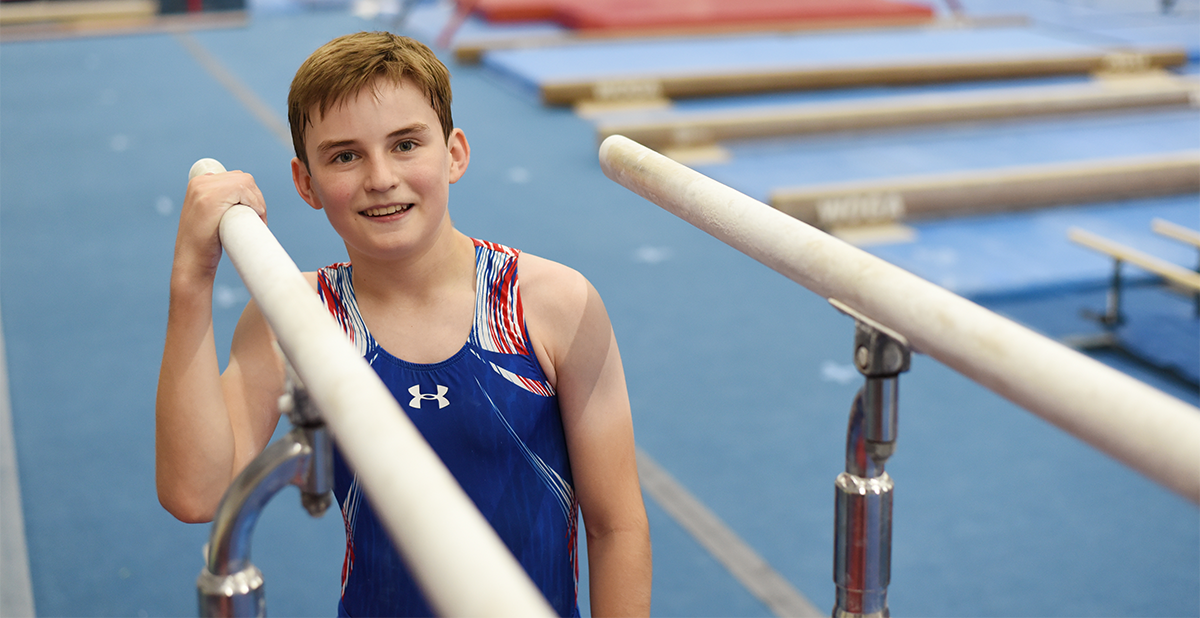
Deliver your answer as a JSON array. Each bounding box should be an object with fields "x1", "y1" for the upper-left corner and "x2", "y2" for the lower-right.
[
  {"x1": 598, "y1": 136, "x2": 1200, "y2": 505},
  {"x1": 189, "y1": 159, "x2": 554, "y2": 617}
]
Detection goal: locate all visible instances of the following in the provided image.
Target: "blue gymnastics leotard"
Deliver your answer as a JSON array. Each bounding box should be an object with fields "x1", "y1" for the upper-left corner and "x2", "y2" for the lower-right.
[{"x1": 317, "y1": 238, "x2": 579, "y2": 617}]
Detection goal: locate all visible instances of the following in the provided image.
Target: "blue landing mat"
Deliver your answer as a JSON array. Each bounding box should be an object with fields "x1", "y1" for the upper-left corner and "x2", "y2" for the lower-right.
[
  {"x1": 957, "y1": 0, "x2": 1200, "y2": 54},
  {"x1": 480, "y1": 25, "x2": 1186, "y2": 93},
  {"x1": 675, "y1": 105, "x2": 1199, "y2": 316},
  {"x1": 600, "y1": 73, "x2": 1100, "y2": 119},
  {"x1": 692, "y1": 109, "x2": 1200, "y2": 204},
  {"x1": 867, "y1": 194, "x2": 1200, "y2": 298},
  {"x1": 1120, "y1": 293, "x2": 1200, "y2": 385},
  {"x1": 983, "y1": 280, "x2": 1200, "y2": 388},
  {"x1": 1085, "y1": 21, "x2": 1200, "y2": 57}
]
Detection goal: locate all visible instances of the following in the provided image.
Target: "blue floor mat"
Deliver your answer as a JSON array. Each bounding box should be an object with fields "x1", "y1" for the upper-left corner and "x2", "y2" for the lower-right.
[
  {"x1": 983, "y1": 281, "x2": 1200, "y2": 388},
  {"x1": 1121, "y1": 299, "x2": 1200, "y2": 385},
  {"x1": 480, "y1": 25, "x2": 1182, "y2": 91},
  {"x1": 692, "y1": 109, "x2": 1199, "y2": 203},
  {"x1": 867, "y1": 194, "x2": 1200, "y2": 298}
]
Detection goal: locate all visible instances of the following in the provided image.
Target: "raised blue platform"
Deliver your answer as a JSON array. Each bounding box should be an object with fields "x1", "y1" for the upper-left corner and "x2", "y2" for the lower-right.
[
  {"x1": 868, "y1": 194, "x2": 1199, "y2": 298},
  {"x1": 483, "y1": 26, "x2": 1128, "y2": 88}
]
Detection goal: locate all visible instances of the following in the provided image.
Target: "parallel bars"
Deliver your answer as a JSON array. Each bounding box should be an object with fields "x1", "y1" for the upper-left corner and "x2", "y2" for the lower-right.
[{"x1": 598, "y1": 135, "x2": 1200, "y2": 505}]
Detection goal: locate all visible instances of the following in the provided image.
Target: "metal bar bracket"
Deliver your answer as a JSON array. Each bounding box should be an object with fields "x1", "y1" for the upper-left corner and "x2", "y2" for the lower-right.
[
  {"x1": 197, "y1": 355, "x2": 334, "y2": 618},
  {"x1": 828, "y1": 299, "x2": 912, "y2": 618}
]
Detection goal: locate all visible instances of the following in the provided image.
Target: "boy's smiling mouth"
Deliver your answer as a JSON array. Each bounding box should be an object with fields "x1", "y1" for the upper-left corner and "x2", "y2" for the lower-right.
[{"x1": 362, "y1": 203, "x2": 413, "y2": 217}]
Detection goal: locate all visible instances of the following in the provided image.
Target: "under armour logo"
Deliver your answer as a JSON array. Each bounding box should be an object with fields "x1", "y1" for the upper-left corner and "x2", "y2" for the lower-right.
[{"x1": 408, "y1": 385, "x2": 450, "y2": 409}]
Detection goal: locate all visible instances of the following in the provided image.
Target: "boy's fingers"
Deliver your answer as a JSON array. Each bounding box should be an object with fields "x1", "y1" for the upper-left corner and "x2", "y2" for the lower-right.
[
  {"x1": 246, "y1": 182, "x2": 268, "y2": 223},
  {"x1": 187, "y1": 171, "x2": 268, "y2": 221},
  {"x1": 222, "y1": 171, "x2": 267, "y2": 221}
]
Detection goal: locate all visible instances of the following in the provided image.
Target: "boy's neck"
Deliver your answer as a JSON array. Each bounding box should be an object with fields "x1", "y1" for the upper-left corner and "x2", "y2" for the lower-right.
[{"x1": 347, "y1": 223, "x2": 476, "y2": 304}]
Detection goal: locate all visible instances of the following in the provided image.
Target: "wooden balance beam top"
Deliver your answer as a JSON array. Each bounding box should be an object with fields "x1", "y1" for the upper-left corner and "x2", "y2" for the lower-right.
[
  {"x1": 0, "y1": 0, "x2": 156, "y2": 26},
  {"x1": 769, "y1": 151, "x2": 1200, "y2": 229},
  {"x1": 1153, "y1": 217, "x2": 1200, "y2": 249},
  {"x1": 0, "y1": 0, "x2": 247, "y2": 41},
  {"x1": 597, "y1": 77, "x2": 1200, "y2": 150},
  {"x1": 1069, "y1": 227, "x2": 1200, "y2": 292},
  {"x1": 541, "y1": 48, "x2": 1188, "y2": 106}
]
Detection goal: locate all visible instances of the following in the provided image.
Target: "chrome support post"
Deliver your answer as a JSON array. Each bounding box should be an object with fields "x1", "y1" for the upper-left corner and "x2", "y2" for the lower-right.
[
  {"x1": 829, "y1": 300, "x2": 910, "y2": 618},
  {"x1": 1193, "y1": 265, "x2": 1199, "y2": 318},
  {"x1": 1101, "y1": 257, "x2": 1125, "y2": 328},
  {"x1": 1083, "y1": 257, "x2": 1125, "y2": 328},
  {"x1": 198, "y1": 362, "x2": 333, "y2": 618}
]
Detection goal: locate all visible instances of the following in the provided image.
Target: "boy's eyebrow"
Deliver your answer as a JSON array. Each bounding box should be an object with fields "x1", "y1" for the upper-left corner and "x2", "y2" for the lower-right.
[
  {"x1": 315, "y1": 123, "x2": 432, "y2": 155},
  {"x1": 388, "y1": 123, "x2": 431, "y2": 139}
]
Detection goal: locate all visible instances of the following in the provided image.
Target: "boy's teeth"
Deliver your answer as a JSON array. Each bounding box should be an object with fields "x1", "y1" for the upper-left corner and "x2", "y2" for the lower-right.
[{"x1": 365, "y1": 204, "x2": 410, "y2": 217}]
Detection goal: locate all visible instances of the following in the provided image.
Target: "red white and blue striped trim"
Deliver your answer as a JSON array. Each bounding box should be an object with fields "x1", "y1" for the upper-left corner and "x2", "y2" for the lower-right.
[
  {"x1": 339, "y1": 475, "x2": 363, "y2": 599},
  {"x1": 470, "y1": 239, "x2": 556, "y2": 397},
  {"x1": 316, "y1": 240, "x2": 554, "y2": 398},
  {"x1": 472, "y1": 239, "x2": 527, "y2": 356},
  {"x1": 317, "y1": 263, "x2": 370, "y2": 358}
]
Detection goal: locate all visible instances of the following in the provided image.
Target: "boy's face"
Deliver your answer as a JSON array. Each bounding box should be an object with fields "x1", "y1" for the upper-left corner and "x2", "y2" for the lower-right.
[{"x1": 291, "y1": 77, "x2": 468, "y2": 262}]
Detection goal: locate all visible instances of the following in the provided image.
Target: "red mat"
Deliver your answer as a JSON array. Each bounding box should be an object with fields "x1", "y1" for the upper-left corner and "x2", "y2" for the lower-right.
[{"x1": 465, "y1": 0, "x2": 934, "y2": 32}]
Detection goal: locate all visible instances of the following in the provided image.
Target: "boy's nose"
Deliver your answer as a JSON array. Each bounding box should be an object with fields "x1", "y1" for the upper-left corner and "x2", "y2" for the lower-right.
[{"x1": 364, "y1": 157, "x2": 400, "y2": 192}]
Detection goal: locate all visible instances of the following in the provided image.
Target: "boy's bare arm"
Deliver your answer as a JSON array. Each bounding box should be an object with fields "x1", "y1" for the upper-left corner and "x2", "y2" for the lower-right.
[
  {"x1": 522, "y1": 255, "x2": 652, "y2": 617},
  {"x1": 155, "y1": 172, "x2": 283, "y2": 523},
  {"x1": 565, "y1": 320, "x2": 652, "y2": 618}
]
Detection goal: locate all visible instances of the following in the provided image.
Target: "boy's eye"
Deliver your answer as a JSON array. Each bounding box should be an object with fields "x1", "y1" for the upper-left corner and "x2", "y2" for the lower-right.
[
  {"x1": 396, "y1": 140, "x2": 415, "y2": 153},
  {"x1": 334, "y1": 152, "x2": 356, "y2": 164}
]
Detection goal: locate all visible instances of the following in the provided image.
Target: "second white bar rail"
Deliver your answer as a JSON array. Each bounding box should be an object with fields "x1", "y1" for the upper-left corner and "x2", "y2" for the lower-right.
[
  {"x1": 191, "y1": 159, "x2": 555, "y2": 617},
  {"x1": 598, "y1": 135, "x2": 1200, "y2": 505}
]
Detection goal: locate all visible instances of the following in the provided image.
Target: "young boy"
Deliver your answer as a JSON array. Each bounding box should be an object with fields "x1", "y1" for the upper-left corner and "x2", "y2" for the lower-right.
[{"x1": 156, "y1": 31, "x2": 651, "y2": 617}]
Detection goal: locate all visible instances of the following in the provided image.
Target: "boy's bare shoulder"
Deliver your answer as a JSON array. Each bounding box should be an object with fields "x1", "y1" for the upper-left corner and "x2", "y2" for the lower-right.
[
  {"x1": 517, "y1": 251, "x2": 603, "y2": 383},
  {"x1": 518, "y1": 251, "x2": 592, "y2": 307}
]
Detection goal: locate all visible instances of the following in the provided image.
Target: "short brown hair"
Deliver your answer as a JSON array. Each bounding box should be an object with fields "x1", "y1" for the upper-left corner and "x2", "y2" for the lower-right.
[{"x1": 287, "y1": 32, "x2": 454, "y2": 167}]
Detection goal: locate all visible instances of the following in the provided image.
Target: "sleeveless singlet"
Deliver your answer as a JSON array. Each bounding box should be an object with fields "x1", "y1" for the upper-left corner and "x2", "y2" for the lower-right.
[{"x1": 317, "y1": 238, "x2": 580, "y2": 617}]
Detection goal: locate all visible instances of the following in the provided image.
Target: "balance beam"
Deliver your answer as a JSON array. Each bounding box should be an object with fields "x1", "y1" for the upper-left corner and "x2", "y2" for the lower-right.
[
  {"x1": 597, "y1": 78, "x2": 1200, "y2": 151},
  {"x1": 1149, "y1": 218, "x2": 1200, "y2": 318},
  {"x1": 1069, "y1": 227, "x2": 1200, "y2": 292},
  {"x1": 599, "y1": 134, "x2": 1200, "y2": 505},
  {"x1": 0, "y1": 2, "x2": 247, "y2": 42},
  {"x1": 0, "y1": 0, "x2": 155, "y2": 26},
  {"x1": 769, "y1": 151, "x2": 1200, "y2": 230},
  {"x1": 1152, "y1": 217, "x2": 1200, "y2": 249},
  {"x1": 542, "y1": 48, "x2": 1187, "y2": 106}
]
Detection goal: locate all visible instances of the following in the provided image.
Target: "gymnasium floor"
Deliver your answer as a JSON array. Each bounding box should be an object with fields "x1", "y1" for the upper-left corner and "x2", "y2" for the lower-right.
[{"x1": 1, "y1": 0, "x2": 1198, "y2": 616}]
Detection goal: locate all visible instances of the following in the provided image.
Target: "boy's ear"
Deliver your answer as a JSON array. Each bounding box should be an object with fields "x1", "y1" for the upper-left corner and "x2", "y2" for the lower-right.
[
  {"x1": 447, "y1": 128, "x2": 470, "y2": 184},
  {"x1": 291, "y1": 157, "x2": 323, "y2": 211}
]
